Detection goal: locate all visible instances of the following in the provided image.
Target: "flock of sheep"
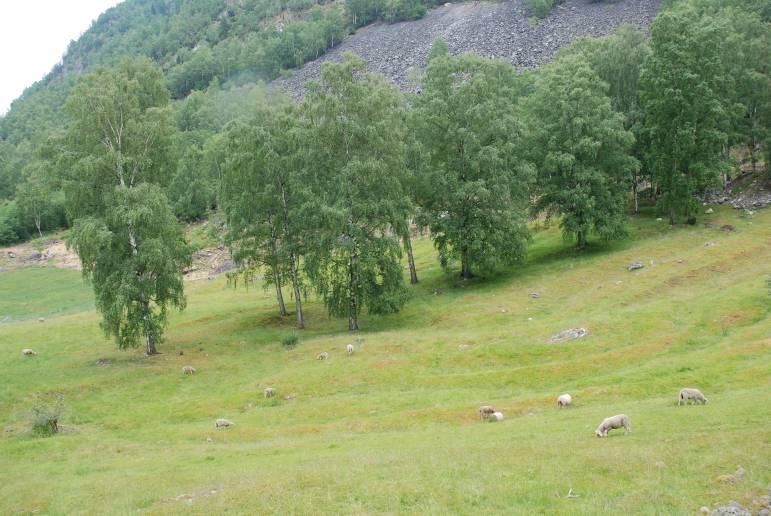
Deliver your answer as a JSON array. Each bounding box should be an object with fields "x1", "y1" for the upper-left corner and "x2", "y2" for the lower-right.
[
  {"x1": 21, "y1": 344, "x2": 709, "y2": 436},
  {"x1": 480, "y1": 388, "x2": 707, "y2": 438}
]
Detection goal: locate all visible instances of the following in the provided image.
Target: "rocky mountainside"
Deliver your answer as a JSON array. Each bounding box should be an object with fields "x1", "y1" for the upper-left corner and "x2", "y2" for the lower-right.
[{"x1": 276, "y1": 0, "x2": 661, "y2": 96}]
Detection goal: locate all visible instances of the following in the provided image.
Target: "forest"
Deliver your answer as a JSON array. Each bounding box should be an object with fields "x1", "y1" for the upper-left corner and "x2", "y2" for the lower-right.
[{"x1": 0, "y1": 0, "x2": 768, "y2": 351}]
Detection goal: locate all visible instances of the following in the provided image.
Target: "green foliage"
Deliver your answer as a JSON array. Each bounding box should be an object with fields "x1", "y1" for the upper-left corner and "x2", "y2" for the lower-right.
[
  {"x1": 0, "y1": 201, "x2": 25, "y2": 245},
  {"x1": 282, "y1": 333, "x2": 300, "y2": 347},
  {"x1": 524, "y1": 53, "x2": 637, "y2": 247},
  {"x1": 221, "y1": 99, "x2": 307, "y2": 325},
  {"x1": 15, "y1": 161, "x2": 61, "y2": 237},
  {"x1": 302, "y1": 53, "x2": 410, "y2": 329},
  {"x1": 62, "y1": 58, "x2": 190, "y2": 353},
  {"x1": 525, "y1": 0, "x2": 555, "y2": 18},
  {"x1": 412, "y1": 48, "x2": 534, "y2": 277},
  {"x1": 640, "y1": 3, "x2": 735, "y2": 222},
  {"x1": 29, "y1": 393, "x2": 64, "y2": 437}
]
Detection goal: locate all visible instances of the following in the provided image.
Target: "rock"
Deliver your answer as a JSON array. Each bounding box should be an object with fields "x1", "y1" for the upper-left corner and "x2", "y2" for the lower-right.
[
  {"x1": 710, "y1": 500, "x2": 751, "y2": 516},
  {"x1": 757, "y1": 509, "x2": 770, "y2": 516},
  {"x1": 628, "y1": 261, "x2": 644, "y2": 271},
  {"x1": 215, "y1": 418, "x2": 234, "y2": 429},
  {"x1": 274, "y1": 0, "x2": 661, "y2": 99},
  {"x1": 529, "y1": 292, "x2": 540, "y2": 299},
  {"x1": 550, "y1": 327, "x2": 588, "y2": 343},
  {"x1": 733, "y1": 466, "x2": 745, "y2": 479}
]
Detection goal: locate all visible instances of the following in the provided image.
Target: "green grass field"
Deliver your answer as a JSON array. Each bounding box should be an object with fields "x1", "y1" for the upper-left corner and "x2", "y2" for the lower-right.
[{"x1": 1, "y1": 206, "x2": 769, "y2": 514}]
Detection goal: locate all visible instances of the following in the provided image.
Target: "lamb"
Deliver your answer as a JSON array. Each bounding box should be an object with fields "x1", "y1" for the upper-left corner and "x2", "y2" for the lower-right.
[
  {"x1": 491, "y1": 411, "x2": 504, "y2": 422},
  {"x1": 264, "y1": 387, "x2": 275, "y2": 398},
  {"x1": 595, "y1": 414, "x2": 631, "y2": 437},
  {"x1": 346, "y1": 344, "x2": 355, "y2": 355},
  {"x1": 22, "y1": 349, "x2": 37, "y2": 356},
  {"x1": 678, "y1": 388, "x2": 707, "y2": 405},
  {"x1": 215, "y1": 418, "x2": 234, "y2": 429},
  {"x1": 557, "y1": 394, "x2": 572, "y2": 408},
  {"x1": 316, "y1": 351, "x2": 329, "y2": 360},
  {"x1": 182, "y1": 365, "x2": 196, "y2": 375},
  {"x1": 479, "y1": 405, "x2": 496, "y2": 421}
]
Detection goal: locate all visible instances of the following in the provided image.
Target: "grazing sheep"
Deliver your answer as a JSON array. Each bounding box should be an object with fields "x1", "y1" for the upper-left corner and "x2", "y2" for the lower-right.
[
  {"x1": 678, "y1": 388, "x2": 707, "y2": 405},
  {"x1": 264, "y1": 387, "x2": 275, "y2": 398},
  {"x1": 595, "y1": 414, "x2": 631, "y2": 437},
  {"x1": 316, "y1": 351, "x2": 329, "y2": 360},
  {"x1": 182, "y1": 365, "x2": 196, "y2": 375},
  {"x1": 22, "y1": 349, "x2": 37, "y2": 356},
  {"x1": 557, "y1": 394, "x2": 572, "y2": 408},
  {"x1": 346, "y1": 344, "x2": 355, "y2": 355},
  {"x1": 215, "y1": 418, "x2": 234, "y2": 429},
  {"x1": 479, "y1": 405, "x2": 496, "y2": 421},
  {"x1": 491, "y1": 411, "x2": 504, "y2": 422}
]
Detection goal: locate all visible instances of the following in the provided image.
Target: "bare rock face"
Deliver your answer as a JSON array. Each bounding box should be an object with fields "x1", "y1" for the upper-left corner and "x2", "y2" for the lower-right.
[{"x1": 275, "y1": 0, "x2": 661, "y2": 98}]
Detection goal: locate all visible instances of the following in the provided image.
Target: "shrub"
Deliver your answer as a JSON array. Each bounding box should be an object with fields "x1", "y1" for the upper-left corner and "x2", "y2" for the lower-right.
[
  {"x1": 29, "y1": 393, "x2": 64, "y2": 437},
  {"x1": 282, "y1": 333, "x2": 299, "y2": 347},
  {"x1": 526, "y1": 0, "x2": 554, "y2": 18}
]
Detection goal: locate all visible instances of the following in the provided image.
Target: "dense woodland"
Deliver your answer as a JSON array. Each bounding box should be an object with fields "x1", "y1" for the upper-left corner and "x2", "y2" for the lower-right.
[{"x1": 0, "y1": 0, "x2": 768, "y2": 351}]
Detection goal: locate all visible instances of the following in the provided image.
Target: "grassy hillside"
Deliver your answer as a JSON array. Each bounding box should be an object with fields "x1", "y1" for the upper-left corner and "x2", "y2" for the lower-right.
[{"x1": 0, "y1": 206, "x2": 769, "y2": 513}]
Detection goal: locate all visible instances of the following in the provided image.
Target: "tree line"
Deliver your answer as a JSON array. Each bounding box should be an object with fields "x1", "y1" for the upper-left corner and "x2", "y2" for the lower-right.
[{"x1": 4, "y1": 0, "x2": 769, "y2": 353}]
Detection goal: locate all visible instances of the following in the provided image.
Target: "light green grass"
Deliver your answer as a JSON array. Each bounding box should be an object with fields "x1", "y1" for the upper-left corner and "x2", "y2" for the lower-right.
[
  {"x1": 0, "y1": 206, "x2": 769, "y2": 514},
  {"x1": 0, "y1": 267, "x2": 93, "y2": 322}
]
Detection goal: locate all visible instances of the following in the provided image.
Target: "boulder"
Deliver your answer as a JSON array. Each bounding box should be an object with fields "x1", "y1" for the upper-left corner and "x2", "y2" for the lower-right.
[{"x1": 550, "y1": 328, "x2": 589, "y2": 343}]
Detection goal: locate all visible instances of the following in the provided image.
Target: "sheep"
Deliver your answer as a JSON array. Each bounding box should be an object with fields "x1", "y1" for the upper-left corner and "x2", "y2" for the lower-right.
[
  {"x1": 491, "y1": 411, "x2": 504, "y2": 422},
  {"x1": 479, "y1": 405, "x2": 496, "y2": 421},
  {"x1": 557, "y1": 394, "x2": 572, "y2": 408},
  {"x1": 316, "y1": 351, "x2": 329, "y2": 360},
  {"x1": 264, "y1": 387, "x2": 275, "y2": 398},
  {"x1": 215, "y1": 418, "x2": 234, "y2": 429},
  {"x1": 595, "y1": 414, "x2": 631, "y2": 437},
  {"x1": 678, "y1": 388, "x2": 707, "y2": 405},
  {"x1": 346, "y1": 344, "x2": 355, "y2": 355},
  {"x1": 182, "y1": 365, "x2": 196, "y2": 375},
  {"x1": 21, "y1": 349, "x2": 37, "y2": 356}
]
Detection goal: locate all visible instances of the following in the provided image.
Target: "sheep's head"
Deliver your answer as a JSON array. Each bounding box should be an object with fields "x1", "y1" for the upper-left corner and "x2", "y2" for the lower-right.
[{"x1": 595, "y1": 429, "x2": 604, "y2": 438}]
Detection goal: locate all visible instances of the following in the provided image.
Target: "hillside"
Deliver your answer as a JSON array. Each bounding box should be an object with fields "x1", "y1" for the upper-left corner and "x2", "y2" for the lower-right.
[
  {"x1": 1, "y1": 206, "x2": 769, "y2": 513},
  {"x1": 278, "y1": 0, "x2": 661, "y2": 96}
]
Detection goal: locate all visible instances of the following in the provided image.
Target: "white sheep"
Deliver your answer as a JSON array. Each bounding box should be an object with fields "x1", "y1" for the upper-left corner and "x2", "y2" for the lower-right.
[
  {"x1": 215, "y1": 418, "x2": 234, "y2": 429},
  {"x1": 264, "y1": 387, "x2": 275, "y2": 398},
  {"x1": 479, "y1": 405, "x2": 495, "y2": 421},
  {"x1": 182, "y1": 365, "x2": 196, "y2": 375},
  {"x1": 346, "y1": 343, "x2": 354, "y2": 355},
  {"x1": 491, "y1": 411, "x2": 504, "y2": 422},
  {"x1": 557, "y1": 394, "x2": 572, "y2": 408},
  {"x1": 22, "y1": 349, "x2": 37, "y2": 356},
  {"x1": 678, "y1": 388, "x2": 707, "y2": 405},
  {"x1": 316, "y1": 351, "x2": 329, "y2": 360},
  {"x1": 595, "y1": 414, "x2": 631, "y2": 437}
]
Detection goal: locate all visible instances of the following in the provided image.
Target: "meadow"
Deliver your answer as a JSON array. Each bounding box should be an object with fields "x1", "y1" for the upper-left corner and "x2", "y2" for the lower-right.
[{"x1": 0, "y1": 206, "x2": 769, "y2": 514}]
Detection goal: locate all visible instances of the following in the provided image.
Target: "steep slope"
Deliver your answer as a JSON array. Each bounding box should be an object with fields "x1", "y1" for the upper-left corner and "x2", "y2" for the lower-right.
[{"x1": 277, "y1": 0, "x2": 661, "y2": 96}]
